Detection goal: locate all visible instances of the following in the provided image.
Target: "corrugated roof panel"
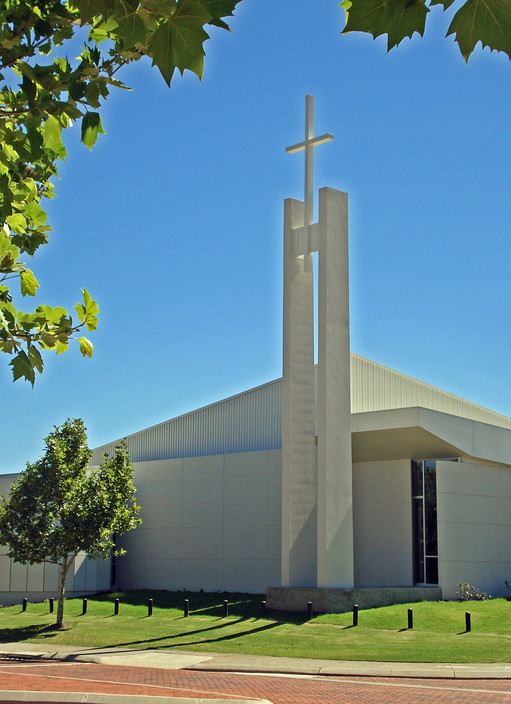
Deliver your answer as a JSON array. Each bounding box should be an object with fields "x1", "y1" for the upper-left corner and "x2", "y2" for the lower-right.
[
  {"x1": 350, "y1": 354, "x2": 511, "y2": 430},
  {"x1": 91, "y1": 379, "x2": 282, "y2": 465}
]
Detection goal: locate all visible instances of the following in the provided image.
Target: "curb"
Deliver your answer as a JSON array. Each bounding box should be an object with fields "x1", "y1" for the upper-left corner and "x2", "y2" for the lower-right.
[
  {"x1": 0, "y1": 693, "x2": 271, "y2": 704},
  {"x1": 1, "y1": 649, "x2": 511, "y2": 680}
]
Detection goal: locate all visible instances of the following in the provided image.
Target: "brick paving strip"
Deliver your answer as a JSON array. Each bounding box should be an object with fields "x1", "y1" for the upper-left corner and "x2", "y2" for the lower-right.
[{"x1": 0, "y1": 661, "x2": 511, "y2": 704}]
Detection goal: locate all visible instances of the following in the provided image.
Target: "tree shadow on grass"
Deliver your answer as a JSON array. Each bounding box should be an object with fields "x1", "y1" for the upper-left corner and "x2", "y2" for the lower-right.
[
  {"x1": 89, "y1": 590, "x2": 276, "y2": 619},
  {"x1": 83, "y1": 590, "x2": 309, "y2": 624},
  {"x1": 99, "y1": 619, "x2": 280, "y2": 651},
  {"x1": 0, "y1": 623, "x2": 62, "y2": 642}
]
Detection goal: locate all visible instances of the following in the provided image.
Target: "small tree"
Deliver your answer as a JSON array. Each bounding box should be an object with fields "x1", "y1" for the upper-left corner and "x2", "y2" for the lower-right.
[{"x1": 0, "y1": 418, "x2": 141, "y2": 627}]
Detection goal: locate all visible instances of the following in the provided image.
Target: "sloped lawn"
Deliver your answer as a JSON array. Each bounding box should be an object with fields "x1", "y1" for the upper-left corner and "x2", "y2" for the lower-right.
[{"x1": 0, "y1": 591, "x2": 509, "y2": 663}]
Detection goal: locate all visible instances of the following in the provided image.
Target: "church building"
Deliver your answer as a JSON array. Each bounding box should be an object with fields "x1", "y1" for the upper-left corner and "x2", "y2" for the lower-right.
[{"x1": 1, "y1": 97, "x2": 510, "y2": 610}]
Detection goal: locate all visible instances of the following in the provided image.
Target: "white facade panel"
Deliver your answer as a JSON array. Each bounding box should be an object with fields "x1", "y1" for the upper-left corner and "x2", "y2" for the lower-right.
[
  {"x1": 10, "y1": 562, "x2": 26, "y2": 592},
  {"x1": 73, "y1": 554, "x2": 87, "y2": 591},
  {"x1": 26, "y1": 563, "x2": 44, "y2": 592},
  {"x1": 181, "y1": 559, "x2": 222, "y2": 592},
  {"x1": 437, "y1": 460, "x2": 511, "y2": 598},
  {"x1": 85, "y1": 559, "x2": 98, "y2": 591},
  {"x1": 224, "y1": 500, "x2": 268, "y2": 527},
  {"x1": 43, "y1": 562, "x2": 59, "y2": 592},
  {"x1": 0, "y1": 557, "x2": 10, "y2": 591},
  {"x1": 353, "y1": 460, "x2": 413, "y2": 588},
  {"x1": 116, "y1": 450, "x2": 281, "y2": 593}
]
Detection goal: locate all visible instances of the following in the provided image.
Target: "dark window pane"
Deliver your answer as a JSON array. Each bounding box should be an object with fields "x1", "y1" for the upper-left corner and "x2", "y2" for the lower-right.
[
  {"x1": 424, "y1": 463, "x2": 438, "y2": 555},
  {"x1": 412, "y1": 460, "x2": 423, "y2": 497},
  {"x1": 426, "y1": 556, "x2": 438, "y2": 585},
  {"x1": 413, "y1": 498, "x2": 424, "y2": 584}
]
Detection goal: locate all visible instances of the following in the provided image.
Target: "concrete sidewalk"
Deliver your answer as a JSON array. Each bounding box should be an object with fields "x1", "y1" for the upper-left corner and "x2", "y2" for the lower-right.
[{"x1": 1, "y1": 641, "x2": 510, "y2": 679}]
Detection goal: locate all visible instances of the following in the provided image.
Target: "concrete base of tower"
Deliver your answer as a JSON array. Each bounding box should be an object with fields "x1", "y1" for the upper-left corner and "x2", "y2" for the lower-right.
[{"x1": 266, "y1": 586, "x2": 442, "y2": 614}]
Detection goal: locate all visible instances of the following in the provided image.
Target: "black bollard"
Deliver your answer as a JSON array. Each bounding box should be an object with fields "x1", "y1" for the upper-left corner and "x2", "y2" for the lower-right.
[
  {"x1": 184, "y1": 599, "x2": 189, "y2": 617},
  {"x1": 82, "y1": 598, "x2": 88, "y2": 616},
  {"x1": 261, "y1": 600, "x2": 267, "y2": 617},
  {"x1": 223, "y1": 599, "x2": 229, "y2": 617},
  {"x1": 307, "y1": 601, "x2": 313, "y2": 620},
  {"x1": 114, "y1": 598, "x2": 119, "y2": 616},
  {"x1": 49, "y1": 598, "x2": 54, "y2": 614},
  {"x1": 353, "y1": 604, "x2": 359, "y2": 627},
  {"x1": 148, "y1": 599, "x2": 153, "y2": 617},
  {"x1": 465, "y1": 612, "x2": 471, "y2": 632},
  {"x1": 407, "y1": 608, "x2": 413, "y2": 630},
  {"x1": 22, "y1": 598, "x2": 27, "y2": 612}
]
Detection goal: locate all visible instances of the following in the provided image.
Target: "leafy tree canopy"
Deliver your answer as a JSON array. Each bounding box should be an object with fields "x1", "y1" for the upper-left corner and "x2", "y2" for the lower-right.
[
  {"x1": 0, "y1": 417, "x2": 141, "y2": 627},
  {"x1": 341, "y1": 0, "x2": 511, "y2": 61},
  {"x1": 0, "y1": 0, "x2": 239, "y2": 384}
]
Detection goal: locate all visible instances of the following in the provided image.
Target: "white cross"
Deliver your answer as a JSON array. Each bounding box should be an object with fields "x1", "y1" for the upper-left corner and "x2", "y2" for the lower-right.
[{"x1": 286, "y1": 95, "x2": 334, "y2": 270}]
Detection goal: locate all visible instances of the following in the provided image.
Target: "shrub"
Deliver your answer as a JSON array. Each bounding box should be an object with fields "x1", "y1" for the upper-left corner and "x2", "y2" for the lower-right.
[{"x1": 455, "y1": 582, "x2": 492, "y2": 601}]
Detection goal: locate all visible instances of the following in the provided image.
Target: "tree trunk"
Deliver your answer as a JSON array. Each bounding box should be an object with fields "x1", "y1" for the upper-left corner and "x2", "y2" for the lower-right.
[{"x1": 56, "y1": 556, "x2": 68, "y2": 628}]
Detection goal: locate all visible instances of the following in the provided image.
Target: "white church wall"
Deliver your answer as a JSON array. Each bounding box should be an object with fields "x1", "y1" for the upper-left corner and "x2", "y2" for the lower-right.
[
  {"x1": 437, "y1": 460, "x2": 511, "y2": 599},
  {"x1": 353, "y1": 459, "x2": 413, "y2": 588},
  {"x1": 0, "y1": 552, "x2": 10, "y2": 591},
  {"x1": 117, "y1": 449, "x2": 282, "y2": 594}
]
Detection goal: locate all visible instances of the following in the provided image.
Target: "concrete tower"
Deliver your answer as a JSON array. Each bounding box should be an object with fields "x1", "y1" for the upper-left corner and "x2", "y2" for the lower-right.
[{"x1": 281, "y1": 96, "x2": 354, "y2": 589}]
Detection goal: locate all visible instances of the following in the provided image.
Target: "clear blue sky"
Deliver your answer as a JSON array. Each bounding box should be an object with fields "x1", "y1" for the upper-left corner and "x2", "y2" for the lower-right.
[{"x1": 2, "y1": 0, "x2": 511, "y2": 473}]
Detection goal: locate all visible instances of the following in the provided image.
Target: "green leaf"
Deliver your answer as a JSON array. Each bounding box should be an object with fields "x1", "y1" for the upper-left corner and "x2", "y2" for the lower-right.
[
  {"x1": 37, "y1": 305, "x2": 69, "y2": 326},
  {"x1": 446, "y1": 0, "x2": 511, "y2": 61},
  {"x1": 81, "y1": 112, "x2": 106, "y2": 149},
  {"x1": 148, "y1": 0, "x2": 212, "y2": 85},
  {"x1": 40, "y1": 331, "x2": 57, "y2": 349},
  {"x1": 69, "y1": 0, "x2": 117, "y2": 24},
  {"x1": 114, "y1": 1, "x2": 149, "y2": 46},
  {"x1": 20, "y1": 269, "x2": 40, "y2": 297},
  {"x1": 42, "y1": 115, "x2": 67, "y2": 159},
  {"x1": 6, "y1": 213, "x2": 27, "y2": 234},
  {"x1": 0, "y1": 306, "x2": 13, "y2": 333},
  {"x1": 341, "y1": 0, "x2": 429, "y2": 50},
  {"x1": 429, "y1": 0, "x2": 456, "y2": 8},
  {"x1": 200, "y1": 0, "x2": 240, "y2": 29},
  {"x1": 28, "y1": 344, "x2": 44, "y2": 375},
  {"x1": 9, "y1": 350, "x2": 35, "y2": 385},
  {"x1": 0, "y1": 251, "x2": 15, "y2": 269},
  {"x1": 24, "y1": 201, "x2": 48, "y2": 228},
  {"x1": 75, "y1": 288, "x2": 99, "y2": 330},
  {"x1": 55, "y1": 340, "x2": 69, "y2": 355},
  {"x1": 79, "y1": 336, "x2": 93, "y2": 357},
  {"x1": 22, "y1": 74, "x2": 36, "y2": 106},
  {"x1": 74, "y1": 302, "x2": 86, "y2": 324},
  {"x1": 89, "y1": 16, "x2": 120, "y2": 43},
  {"x1": 0, "y1": 339, "x2": 16, "y2": 354}
]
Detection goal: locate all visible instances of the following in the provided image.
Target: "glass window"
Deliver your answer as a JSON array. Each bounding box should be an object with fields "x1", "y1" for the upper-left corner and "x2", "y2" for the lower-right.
[
  {"x1": 411, "y1": 460, "x2": 423, "y2": 497},
  {"x1": 412, "y1": 460, "x2": 438, "y2": 585},
  {"x1": 424, "y1": 462, "x2": 438, "y2": 557},
  {"x1": 426, "y1": 556, "x2": 438, "y2": 585},
  {"x1": 412, "y1": 497, "x2": 424, "y2": 584}
]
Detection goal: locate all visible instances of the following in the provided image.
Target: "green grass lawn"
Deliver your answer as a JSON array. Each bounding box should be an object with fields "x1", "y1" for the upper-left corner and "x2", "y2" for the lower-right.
[{"x1": 0, "y1": 591, "x2": 509, "y2": 663}]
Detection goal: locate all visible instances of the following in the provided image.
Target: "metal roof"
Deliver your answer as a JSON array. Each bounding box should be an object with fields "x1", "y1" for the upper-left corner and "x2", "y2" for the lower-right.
[{"x1": 91, "y1": 355, "x2": 511, "y2": 465}]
